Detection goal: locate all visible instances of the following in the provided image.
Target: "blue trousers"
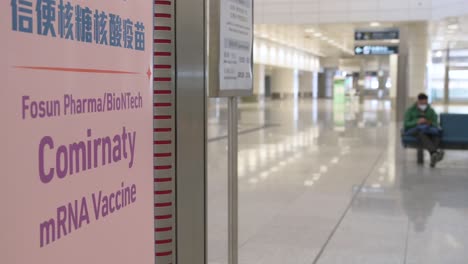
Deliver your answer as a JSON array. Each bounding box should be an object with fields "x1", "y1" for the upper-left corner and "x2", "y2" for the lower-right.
[
  {"x1": 405, "y1": 125, "x2": 440, "y2": 137},
  {"x1": 405, "y1": 125, "x2": 441, "y2": 153}
]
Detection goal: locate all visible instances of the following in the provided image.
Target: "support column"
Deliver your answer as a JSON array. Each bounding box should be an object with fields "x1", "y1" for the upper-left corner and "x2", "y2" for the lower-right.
[
  {"x1": 389, "y1": 54, "x2": 399, "y2": 104},
  {"x1": 396, "y1": 22, "x2": 429, "y2": 121},
  {"x1": 407, "y1": 22, "x2": 429, "y2": 100},
  {"x1": 313, "y1": 72, "x2": 319, "y2": 98},
  {"x1": 253, "y1": 64, "x2": 265, "y2": 99},
  {"x1": 299, "y1": 71, "x2": 314, "y2": 98},
  {"x1": 325, "y1": 68, "x2": 337, "y2": 99},
  {"x1": 396, "y1": 26, "x2": 409, "y2": 122},
  {"x1": 317, "y1": 72, "x2": 326, "y2": 98},
  {"x1": 271, "y1": 67, "x2": 299, "y2": 99}
]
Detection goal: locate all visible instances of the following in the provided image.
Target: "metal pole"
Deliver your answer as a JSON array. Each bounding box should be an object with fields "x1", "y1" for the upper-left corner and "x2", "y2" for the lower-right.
[
  {"x1": 444, "y1": 45, "x2": 451, "y2": 106},
  {"x1": 227, "y1": 96, "x2": 238, "y2": 264}
]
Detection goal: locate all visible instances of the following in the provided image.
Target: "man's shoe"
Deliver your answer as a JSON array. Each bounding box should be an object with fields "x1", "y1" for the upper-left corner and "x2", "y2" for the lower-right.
[
  {"x1": 430, "y1": 152, "x2": 438, "y2": 168},
  {"x1": 437, "y1": 150, "x2": 445, "y2": 162}
]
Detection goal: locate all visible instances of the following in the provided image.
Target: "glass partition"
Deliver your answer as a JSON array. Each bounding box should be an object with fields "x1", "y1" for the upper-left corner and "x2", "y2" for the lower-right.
[{"x1": 429, "y1": 49, "x2": 468, "y2": 103}]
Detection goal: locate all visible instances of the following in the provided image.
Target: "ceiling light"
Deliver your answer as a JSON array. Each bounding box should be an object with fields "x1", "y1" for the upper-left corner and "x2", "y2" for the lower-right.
[
  {"x1": 370, "y1": 22, "x2": 381, "y2": 27},
  {"x1": 305, "y1": 28, "x2": 315, "y2": 33},
  {"x1": 314, "y1": 32, "x2": 322, "y2": 37}
]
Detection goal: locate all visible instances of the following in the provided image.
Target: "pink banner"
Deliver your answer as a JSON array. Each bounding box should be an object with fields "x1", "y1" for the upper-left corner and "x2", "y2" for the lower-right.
[{"x1": 1, "y1": 0, "x2": 154, "y2": 263}]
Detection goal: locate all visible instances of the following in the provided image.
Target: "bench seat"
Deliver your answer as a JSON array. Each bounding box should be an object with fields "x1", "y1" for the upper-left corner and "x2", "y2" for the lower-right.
[{"x1": 401, "y1": 113, "x2": 468, "y2": 163}]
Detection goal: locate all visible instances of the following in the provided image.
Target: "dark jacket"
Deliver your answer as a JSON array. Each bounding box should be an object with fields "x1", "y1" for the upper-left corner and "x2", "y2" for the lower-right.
[{"x1": 404, "y1": 104, "x2": 439, "y2": 130}]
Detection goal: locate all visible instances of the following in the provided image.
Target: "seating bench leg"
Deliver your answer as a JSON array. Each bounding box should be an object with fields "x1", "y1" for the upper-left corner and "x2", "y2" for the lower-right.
[{"x1": 417, "y1": 148, "x2": 424, "y2": 165}]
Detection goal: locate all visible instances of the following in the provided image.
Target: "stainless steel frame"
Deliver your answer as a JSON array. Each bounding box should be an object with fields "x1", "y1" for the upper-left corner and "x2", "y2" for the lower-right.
[{"x1": 176, "y1": 0, "x2": 207, "y2": 263}]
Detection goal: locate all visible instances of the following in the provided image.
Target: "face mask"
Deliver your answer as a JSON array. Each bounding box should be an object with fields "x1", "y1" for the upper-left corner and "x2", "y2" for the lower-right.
[{"x1": 418, "y1": 104, "x2": 428, "y2": 111}]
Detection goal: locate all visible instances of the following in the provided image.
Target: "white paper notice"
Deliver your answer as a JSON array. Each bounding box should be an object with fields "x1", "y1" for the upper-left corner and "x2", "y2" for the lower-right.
[{"x1": 219, "y1": 0, "x2": 253, "y2": 92}]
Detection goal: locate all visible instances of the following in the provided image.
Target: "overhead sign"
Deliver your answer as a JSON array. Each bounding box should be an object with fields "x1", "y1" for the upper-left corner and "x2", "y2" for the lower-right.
[
  {"x1": 209, "y1": 0, "x2": 253, "y2": 97},
  {"x1": 1, "y1": 1, "x2": 154, "y2": 263},
  {"x1": 355, "y1": 45, "x2": 399, "y2": 55},
  {"x1": 355, "y1": 29, "x2": 399, "y2": 41}
]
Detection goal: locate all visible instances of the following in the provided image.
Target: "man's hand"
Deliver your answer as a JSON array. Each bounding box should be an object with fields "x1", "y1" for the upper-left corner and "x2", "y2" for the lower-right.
[{"x1": 418, "y1": 118, "x2": 428, "y2": 124}]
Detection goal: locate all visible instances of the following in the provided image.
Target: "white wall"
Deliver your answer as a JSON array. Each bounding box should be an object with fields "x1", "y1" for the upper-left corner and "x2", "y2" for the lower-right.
[
  {"x1": 253, "y1": 64, "x2": 266, "y2": 96},
  {"x1": 254, "y1": 38, "x2": 320, "y2": 72},
  {"x1": 299, "y1": 71, "x2": 314, "y2": 95},
  {"x1": 271, "y1": 67, "x2": 299, "y2": 97},
  {"x1": 339, "y1": 57, "x2": 390, "y2": 73}
]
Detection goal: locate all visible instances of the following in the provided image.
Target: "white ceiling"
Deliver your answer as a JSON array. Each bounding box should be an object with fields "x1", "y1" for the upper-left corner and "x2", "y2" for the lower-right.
[
  {"x1": 254, "y1": 0, "x2": 468, "y2": 24},
  {"x1": 254, "y1": 22, "x2": 404, "y2": 57},
  {"x1": 254, "y1": 14, "x2": 468, "y2": 59}
]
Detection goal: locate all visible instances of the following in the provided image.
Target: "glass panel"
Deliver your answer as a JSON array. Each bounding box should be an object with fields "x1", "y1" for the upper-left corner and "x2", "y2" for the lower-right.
[
  {"x1": 428, "y1": 63, "x2": 445, "y2": 102},
  {"x1": 429, "y1": 49, "x2": 468, "y2": 103},
  {"x1": 448, "y1": 69, "x2": 468, "y2": 102},
  {"x1": 364, "y1": 76, "x2": 379, "y2": 90}
]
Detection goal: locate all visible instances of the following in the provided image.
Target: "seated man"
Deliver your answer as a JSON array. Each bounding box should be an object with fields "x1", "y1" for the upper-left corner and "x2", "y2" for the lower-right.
[{"x1": 404, "y1": 93, "x2": 444, "y2": 167}]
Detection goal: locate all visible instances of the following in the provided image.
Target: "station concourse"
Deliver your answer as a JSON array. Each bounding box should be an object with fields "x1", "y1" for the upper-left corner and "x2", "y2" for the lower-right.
[{"x1": 3, "y1": 0, "x2": 468, "y2": 264}]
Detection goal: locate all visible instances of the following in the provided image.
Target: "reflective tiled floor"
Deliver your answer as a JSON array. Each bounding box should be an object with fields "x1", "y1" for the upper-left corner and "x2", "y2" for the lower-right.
[{"x1": 207, "y1": 98, "x2": 468, "y2": 264}]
